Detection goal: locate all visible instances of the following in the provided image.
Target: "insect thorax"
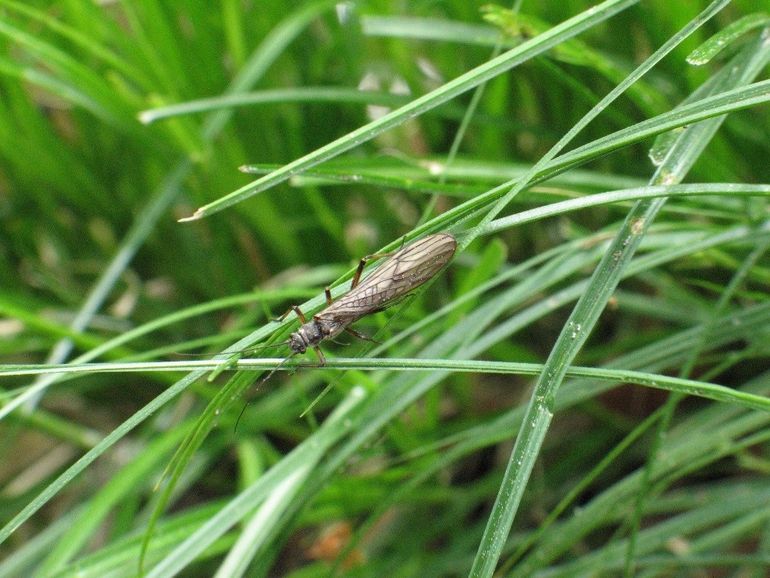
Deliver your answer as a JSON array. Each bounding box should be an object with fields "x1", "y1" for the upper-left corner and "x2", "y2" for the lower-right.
[{"x1": 289, "y1": 318, "x2": 344, "y2": 354}]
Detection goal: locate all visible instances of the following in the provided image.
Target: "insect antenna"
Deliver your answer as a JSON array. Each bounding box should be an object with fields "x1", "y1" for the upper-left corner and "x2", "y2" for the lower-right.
[
  {"x1": 173, "y1": 340, "x2": 289, "y2": 358},
  {"x1": 205, "y1": 339, "x2": 292, "y2": 382},
  {"x1": 234, "y1": 352, "x2": 298, "y2": 431}
]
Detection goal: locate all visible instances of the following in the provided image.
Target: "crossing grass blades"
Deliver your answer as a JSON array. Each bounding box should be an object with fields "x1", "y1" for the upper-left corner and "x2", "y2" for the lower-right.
[{"x1": 227, "y1": 232, "x2": 458, "y2": 397}]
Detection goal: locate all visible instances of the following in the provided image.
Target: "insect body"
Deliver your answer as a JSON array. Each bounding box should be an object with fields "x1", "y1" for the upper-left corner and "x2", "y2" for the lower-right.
[{"x1": 287, "y1": 233, "x2": 457, "y2": 363}]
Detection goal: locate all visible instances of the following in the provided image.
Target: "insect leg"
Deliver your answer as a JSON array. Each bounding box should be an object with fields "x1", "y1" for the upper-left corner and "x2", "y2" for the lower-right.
[
  {"x1": 350, "y1": 250, "x2": 393, "y2": 289},
  {"x1": 272, "y1": 304, "x2": 304, "y2": 324},
  {"x1": 274, "y1": 305, "x2": 309, "y2": 324},
  {"x1": 312, "y1": 346, "x2": 326, "y2": 365},
  {"x1": 291, "y1": 305, "x2": 308, "y2": 324},
  {"x1": 324, "y1": 287, "x2": 333, "y2": 306}
]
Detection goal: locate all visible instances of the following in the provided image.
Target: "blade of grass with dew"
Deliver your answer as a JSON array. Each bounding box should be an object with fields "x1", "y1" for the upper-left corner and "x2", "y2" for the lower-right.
[
  {"x1": 466, "y1": 2, "x2": 735, "y2": 574},
  {"x1": 623, "y1": 25, "x2": 770, "y2": 575},
  {"x1": 2, "y1": 358, "x2": 769, "y2": 413},
  {"x1": 506, "y1": 21, "x2": 770, "y2": 578}
]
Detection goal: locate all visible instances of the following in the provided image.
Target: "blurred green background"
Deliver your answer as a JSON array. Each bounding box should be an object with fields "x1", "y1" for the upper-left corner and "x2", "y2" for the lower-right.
[{"x1": 1, "y1": 1, "x2": 770, "y2": 576}]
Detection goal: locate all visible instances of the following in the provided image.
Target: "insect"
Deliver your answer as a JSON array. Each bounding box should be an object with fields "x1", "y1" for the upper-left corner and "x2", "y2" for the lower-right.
[
  {"x1": 224, "y1": 233, "x2": 455, "y2": 426},
  {"x1": 285, "y1": 232, "x2": 457, "y2": 364}
]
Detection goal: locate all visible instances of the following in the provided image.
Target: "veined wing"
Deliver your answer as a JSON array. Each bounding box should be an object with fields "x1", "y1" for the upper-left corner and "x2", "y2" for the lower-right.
[{"x1": 318, "y1": 233, "x2": 456, "y2": 321}]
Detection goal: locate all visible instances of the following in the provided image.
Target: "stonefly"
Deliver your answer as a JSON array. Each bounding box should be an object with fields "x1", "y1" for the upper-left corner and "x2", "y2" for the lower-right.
[
  {"x1": 223, "y1": 233, "x2": 456, "y2": 422},
  {"x1": 285, "y1": 232, "x2": 457, "y2": 364}
]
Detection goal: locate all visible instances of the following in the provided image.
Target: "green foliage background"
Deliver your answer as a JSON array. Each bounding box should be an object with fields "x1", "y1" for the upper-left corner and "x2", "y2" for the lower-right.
[{"x1": 1, "y1": 1, "x2": 769, "y2": 576}]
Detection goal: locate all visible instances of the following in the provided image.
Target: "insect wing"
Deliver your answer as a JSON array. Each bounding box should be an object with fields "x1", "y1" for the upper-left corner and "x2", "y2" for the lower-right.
[{"x1": 320, "y1": 233, "x2": 456, "y2": 320}]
